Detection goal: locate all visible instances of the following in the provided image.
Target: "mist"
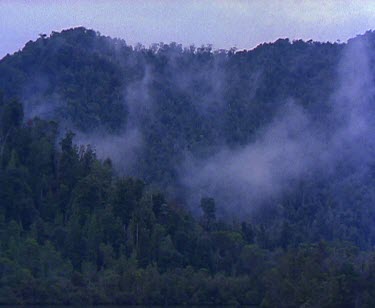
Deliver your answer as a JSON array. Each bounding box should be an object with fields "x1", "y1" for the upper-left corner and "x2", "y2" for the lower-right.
[
  {"x1": 4, "y1": 4, "x2": 375, "y2": 305},
  {"x1": 4, "y1": 28, "x2": 375, "y2": 219},
  {"x1": 179, "y1": 34, "x2": 375, "y2": 216}
]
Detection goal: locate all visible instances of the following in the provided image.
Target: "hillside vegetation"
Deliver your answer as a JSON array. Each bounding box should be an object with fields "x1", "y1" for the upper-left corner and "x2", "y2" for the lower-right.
[{"x1": 1, "y1": 28, "x2": 375, "y2": 306}]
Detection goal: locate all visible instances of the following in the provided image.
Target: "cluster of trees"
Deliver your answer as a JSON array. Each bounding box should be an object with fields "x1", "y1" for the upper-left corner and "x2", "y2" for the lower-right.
[
  {"x1": 1, "y1": 95, "x2": 375, "y2": 306},
  {"x1": 0, "y1": 27, "x2": 349, "y2": 185},
  {"x1": 1, "y1": 28, "x2": 375, "y2": 305}
]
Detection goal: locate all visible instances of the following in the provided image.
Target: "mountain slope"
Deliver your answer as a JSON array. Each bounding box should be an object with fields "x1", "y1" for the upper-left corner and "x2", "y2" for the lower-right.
[
  {"x1": 2, "y1": 28, "x2": 375, "y2": 305},
  {"x1": 0, "y1": 27, "x2": 345, "y2": 184}
]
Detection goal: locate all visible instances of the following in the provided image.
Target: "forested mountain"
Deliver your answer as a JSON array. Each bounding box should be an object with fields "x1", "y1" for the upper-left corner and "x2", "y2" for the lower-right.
[
  {"x1": 0, "y1": 27, "x2": 343, "y2": 184},
  {"x1": 1, "y1": 27, "x2": 375, "y2": 306}
]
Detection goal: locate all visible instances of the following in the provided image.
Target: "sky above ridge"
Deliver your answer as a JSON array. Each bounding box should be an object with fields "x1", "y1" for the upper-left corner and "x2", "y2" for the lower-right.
[{"x1": 1, "y1": 0, "x2": 375, "y2": 58}]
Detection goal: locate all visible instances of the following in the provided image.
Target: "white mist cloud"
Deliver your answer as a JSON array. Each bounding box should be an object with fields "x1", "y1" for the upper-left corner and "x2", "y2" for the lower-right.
[
  {"x1": 331, "y1": 35, "x2": 375, "y2": 165},
  {"x1": 180, "y1": 102, "x2": 326, "y2": 214},
  {"x1": 179, "y1": 34, "x2": 375, "y2": 216},
  {"x1": 75, "y1": 128, "x2": 143, "y2": 175}
]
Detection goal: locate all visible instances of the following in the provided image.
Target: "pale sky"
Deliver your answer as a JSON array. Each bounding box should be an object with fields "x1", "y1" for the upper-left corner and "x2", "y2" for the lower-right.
[{"x1": 1, "y1": 1, "x2": 374, "y2": 59}]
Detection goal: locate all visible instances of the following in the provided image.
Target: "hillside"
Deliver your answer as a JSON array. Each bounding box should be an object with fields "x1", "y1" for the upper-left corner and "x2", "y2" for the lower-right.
[
  {"x1": 1, "y1": 28, "x2": 375, "y2": 305},
  {"x1": 0, "y1": 28, "x2": 343, "y2": 184}
]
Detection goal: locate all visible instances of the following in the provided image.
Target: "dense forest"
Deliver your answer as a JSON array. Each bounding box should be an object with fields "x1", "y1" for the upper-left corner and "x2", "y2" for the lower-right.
[{"x1": 1, "y1": 27, "x2": 375, "y2": 306}]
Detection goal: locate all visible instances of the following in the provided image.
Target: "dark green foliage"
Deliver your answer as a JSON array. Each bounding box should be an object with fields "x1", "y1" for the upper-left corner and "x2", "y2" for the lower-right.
[
  {"x1": 200, "y1": 197, "x2": 216, "y2": 231},
  {"x1": 0, "y1": 27, "x2": 346, "y2": 186},
  {"x1": 2, "y1": 29, "x2": 375, "y2": 305},
  {"x1": 0, "y1": 97, "x2": 375, "y2": 307},
  {"x1": 0, "y1": 98, "x2": 23, "y2": 135}
]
